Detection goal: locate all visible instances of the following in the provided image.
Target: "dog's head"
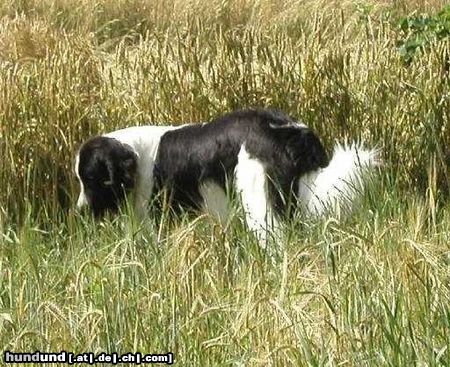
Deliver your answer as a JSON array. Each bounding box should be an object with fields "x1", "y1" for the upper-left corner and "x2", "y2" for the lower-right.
[{"x1": 75, "y1": 136, "x2": 138, "y2": 217}]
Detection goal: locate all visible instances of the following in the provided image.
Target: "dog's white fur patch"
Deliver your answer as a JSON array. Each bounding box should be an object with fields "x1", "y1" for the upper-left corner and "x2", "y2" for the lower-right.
[
  {"x1": 107, "y1": 126, "x2": 184, "y2": 216},
  {"x1": 298, "y1": 142, "x2": 379, "y2": 218},
  {"x1": 74, "y1": 154, "x2": 88, "y2": 209},
  {"x1": 235, "y1": 144, "x2": 278, "y2": 246}
]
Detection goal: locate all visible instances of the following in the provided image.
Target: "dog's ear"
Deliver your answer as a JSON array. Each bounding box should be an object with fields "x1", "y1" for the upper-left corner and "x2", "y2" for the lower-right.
[
  {"x1": 117, "y1": 147, "x2": 138, "y2": 188},
  {"x1": 287, "y1": 130, "x2": 329, "y2": 171}
]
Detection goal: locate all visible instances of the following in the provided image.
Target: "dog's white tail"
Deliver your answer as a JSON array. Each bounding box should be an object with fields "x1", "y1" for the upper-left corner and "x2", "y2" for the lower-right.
[{"x1": 298, "y1": 142, "x2": 380, "y2": 218}]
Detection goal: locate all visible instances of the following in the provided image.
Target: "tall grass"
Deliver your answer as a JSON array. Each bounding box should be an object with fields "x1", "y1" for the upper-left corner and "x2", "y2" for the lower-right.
[{"x1": 0, "y1": 0, "x2": 449, "y2": 365}]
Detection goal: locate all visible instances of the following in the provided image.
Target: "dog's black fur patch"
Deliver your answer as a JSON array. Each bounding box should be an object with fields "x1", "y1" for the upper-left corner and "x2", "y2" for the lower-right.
[
  {"x1": 77, "y1": 136, "x2": 138, "y2": 217},
  {"x1": 154, "y1": 109, "x2": 328, "y2": 216}
]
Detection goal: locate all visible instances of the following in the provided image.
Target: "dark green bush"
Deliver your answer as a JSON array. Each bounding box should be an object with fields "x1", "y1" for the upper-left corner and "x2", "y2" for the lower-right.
[{"x1": 397, "y1": 5, "x2": 450, "y2": 64}]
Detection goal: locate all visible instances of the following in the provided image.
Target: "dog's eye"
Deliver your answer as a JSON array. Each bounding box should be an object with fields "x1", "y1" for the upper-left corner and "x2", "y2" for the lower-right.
[{"x1": 82, "y1": 175, "x2": 95, "y2": 183}]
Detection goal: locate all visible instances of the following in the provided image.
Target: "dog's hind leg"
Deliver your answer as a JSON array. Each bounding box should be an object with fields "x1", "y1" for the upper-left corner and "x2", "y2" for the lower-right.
[
  {"x1": 234, "y1": 145, "x2": 279, "y2": 248},
  {"x1": 200, "y1": 181, "x2": 229, "y2": 224}
]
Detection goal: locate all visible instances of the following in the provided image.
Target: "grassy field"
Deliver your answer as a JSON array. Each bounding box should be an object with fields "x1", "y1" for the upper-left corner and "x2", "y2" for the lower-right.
[{"x1": 0, "y1": 0, "x2": 449, "y2": 365}]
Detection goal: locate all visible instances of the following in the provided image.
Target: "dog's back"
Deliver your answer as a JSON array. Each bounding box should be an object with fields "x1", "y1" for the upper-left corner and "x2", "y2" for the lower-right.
[{"x1": 154, "y1": 109, "x2": 328, "y2": 216}]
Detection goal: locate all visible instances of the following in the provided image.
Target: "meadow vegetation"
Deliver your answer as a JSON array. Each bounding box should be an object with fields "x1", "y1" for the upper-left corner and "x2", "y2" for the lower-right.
[{"x1": 0, "y1": 0, "x2": 449, "y2": 365}]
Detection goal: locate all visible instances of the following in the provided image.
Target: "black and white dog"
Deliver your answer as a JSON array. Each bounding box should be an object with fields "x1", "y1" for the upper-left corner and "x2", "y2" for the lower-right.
[{"x1": 75, "y1": 109, "x2": 378, "y2": 240}]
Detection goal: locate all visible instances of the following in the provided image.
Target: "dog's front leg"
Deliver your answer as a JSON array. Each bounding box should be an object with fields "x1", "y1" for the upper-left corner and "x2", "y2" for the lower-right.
[{"x1": 133, "y1": 168, "x2": 155, "y2": 219}]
